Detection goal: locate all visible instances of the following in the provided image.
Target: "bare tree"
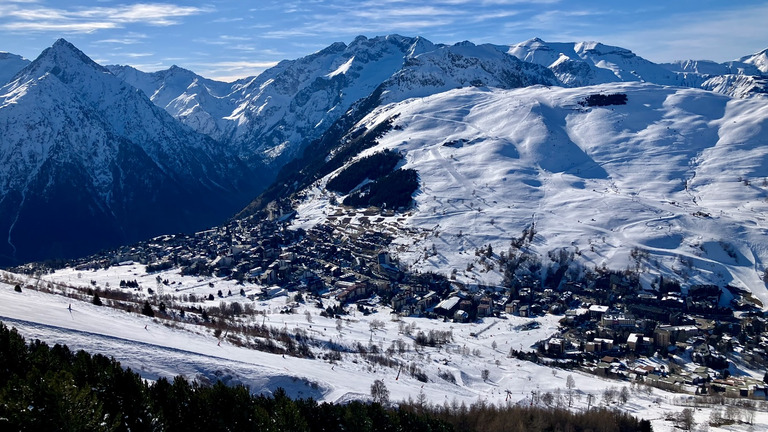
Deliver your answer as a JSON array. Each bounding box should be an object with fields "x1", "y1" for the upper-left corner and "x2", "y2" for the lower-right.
[
  {"x1": 541, "y1": 391, "x2": 554, "y2": 407},
  {"x1": 725, "y1": 404, "x2": 741, "y2": 423},
  {"x1": 602, "y1": 387, "x2": 616, "y2": 405},
  {"x1": 742, "y1": 401, "x2": 755, "y2": 424},
  {"x1": 677, "y1": 408, "x2": 695, "y2": 431},
  {"x1": 566, "y1": 375, "x2": 576, "y2": 407},
  {"x1": 371, "y1": 379, "x2": 389, "y2": 405},
  {"x1": 619, "y1": 386, "x2": 630, "y2": 404}
]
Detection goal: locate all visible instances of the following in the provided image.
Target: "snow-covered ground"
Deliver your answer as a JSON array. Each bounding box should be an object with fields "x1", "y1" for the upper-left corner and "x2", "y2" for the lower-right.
[
  {"x1": 2, "y1": 270, "x2": 766, "y2": 431},
  {"x1": 294, "y1": 82, "x2": 768, "y2": 305}
]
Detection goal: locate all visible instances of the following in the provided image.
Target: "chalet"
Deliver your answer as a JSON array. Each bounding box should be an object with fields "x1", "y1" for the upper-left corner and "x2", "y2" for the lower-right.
[
  {"x1": 391, "y1": 292, "x2": 411, "y2": 310},
  {"x1": 264, "y1": 286, "x2": 286, "y2": 298},
  {"x1": 547, "y1": 337, "x2": 566, "y2": 355},
  {"x1": 454, "y1": 309, "x2": 469, "y2": 322},
  {"x1": 417, "y1": 292, "x2": 439, "y2": 311},
  {"x1": 586, "y1": 338, "x2": 614, "y2": 353},
  {"x1": 518, "y1": 305, "x2": 530, "y2": 317},
  {"x1": 211, "y1": 255, "x2": 233, "y2": 270},
  {"x1": 632, "y1": 364, "x2": 656, "y2": 377},
  {"x1": 477, "y1": 296, "x2": 493, "y2": 317},
  {"x1": 626, "y1": 333, "x2": 640, "y2": 351},
  {"x1": 260, "y1": 267, "x2": 277, "y2": 285},
  {"x1": 505, "y1": 300, "x2": 520, "y2": 315}
]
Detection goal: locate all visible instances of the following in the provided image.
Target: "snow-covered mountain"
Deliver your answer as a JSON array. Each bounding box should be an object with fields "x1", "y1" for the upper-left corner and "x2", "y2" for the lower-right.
[
  {"x1": 108, "y1": 35, "x2": 555, "y2": 171},
  {"x1": 0, "y1": 52, "x2": 30, "y2": 86},
  {"x1": 107, "y1": 36, "x2": 440, "y2": 168},
  {"x1": 507, "y1": 38, "x2": 768, "y2": 98},
  {"x1": 0, "y1": 39, "x2": 264, "y2": 266},
  {"x1": 506, "y1": 38, "x2": 690, "y2": 87},
  {"x1": 288, "y1": 82, "x2": 768, "y2": 304},
  {"x1": 106, "y1": 64, "x2": 237, "y2": 140},
  {"x1": 739, "y1": 48, "x2": 768, "y2": 74},
  {"x1": 663, "y1": 48, "x2": 768, "y2": 77}
]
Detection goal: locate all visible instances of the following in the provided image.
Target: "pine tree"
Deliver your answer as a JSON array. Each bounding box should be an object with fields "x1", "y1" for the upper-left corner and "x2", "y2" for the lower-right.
[
  {"x1": 92, "y1": 293, "x2": 103, "y2": 306},
  {"x1": 142, "y1": 301, "x2": 155, "y2": 317}
]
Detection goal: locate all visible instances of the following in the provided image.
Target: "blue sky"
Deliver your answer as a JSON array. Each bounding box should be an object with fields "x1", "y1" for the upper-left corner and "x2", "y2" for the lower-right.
[{"x1": 0, "y1": 0, "x2": 766, "y2": 81}]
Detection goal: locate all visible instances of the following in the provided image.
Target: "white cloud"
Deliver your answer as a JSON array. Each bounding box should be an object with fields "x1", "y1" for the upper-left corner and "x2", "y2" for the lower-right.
[
  {"x1": 203, "y1": 60, "x2": 281, "y2": 69},
  {"x1": 124, "y1": 52, "x2": 153, "y2": 58},
  {"x1": 0, "y1": 2, "x2": 211, "y2": 33},
  {"x1": 192, "y1": 60, "x2": 282, "y2": 82},
  {"x1": 1, "y1": 21, "x2": 117, "y2": 32}
]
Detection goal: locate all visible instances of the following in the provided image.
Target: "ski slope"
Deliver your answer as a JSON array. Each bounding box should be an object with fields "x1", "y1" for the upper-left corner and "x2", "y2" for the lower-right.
[
  {"x1": 294, "y1": 82, "x2": 768, "y2": 304},
  {"x1": 2, "y1": 271, "x2": 766, "y2": 431}
]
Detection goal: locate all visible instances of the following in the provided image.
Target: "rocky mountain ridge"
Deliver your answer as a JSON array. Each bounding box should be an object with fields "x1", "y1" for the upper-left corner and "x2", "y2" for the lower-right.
[{"x1": 0, "y1": 39, "x2": 263, "y2": 265}]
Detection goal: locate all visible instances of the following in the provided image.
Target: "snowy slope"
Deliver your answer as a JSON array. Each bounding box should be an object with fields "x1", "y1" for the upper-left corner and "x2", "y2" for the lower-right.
[
  {"x1": 380, "y1": 41, "x2": 556, "y2": 103},
  {"x1": 736, "y1": 48, "x2": 768, "y2": 74},
  {"x1": 293, "y1": 83, "x2": 768, "y2": 305},
  {"x1": 2, "y1": 269, "x2": 766, "y2": 432},
  {"x1": 0, "y1": 52, "x2": 29, "y2": 86},
  {"x1": 0, "y1": 39, "x2": 263, "y2": 265}
]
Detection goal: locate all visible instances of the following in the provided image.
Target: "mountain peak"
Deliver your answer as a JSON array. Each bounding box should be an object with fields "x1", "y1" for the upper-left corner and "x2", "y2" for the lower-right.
[
  {"x1": 23, "y1": 38, "x2": 106, "y2": 83},
  {"x1": 52, "y1": 38, "x2": 75, "y2": 49}
]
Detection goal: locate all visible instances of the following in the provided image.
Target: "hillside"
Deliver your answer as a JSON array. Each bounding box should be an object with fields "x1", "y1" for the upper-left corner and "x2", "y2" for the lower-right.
[
  {"x1": 0, "y1": 40, "x2": 264, "y2": 266},
  {"x1": 291, "y1": 82, "x2": 768, "y2": 305},
  {"x1": 4, "y1": 268, "x2": 765, "y2": 431}
]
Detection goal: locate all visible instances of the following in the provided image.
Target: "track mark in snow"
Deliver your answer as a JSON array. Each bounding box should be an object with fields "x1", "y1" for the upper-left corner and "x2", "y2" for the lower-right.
[{"x1": 6, "y1": 188, "x2": 26, "y2": 258}]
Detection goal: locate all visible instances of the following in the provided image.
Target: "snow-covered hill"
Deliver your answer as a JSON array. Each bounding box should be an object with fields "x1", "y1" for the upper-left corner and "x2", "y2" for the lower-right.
[
  {"x1": 0, "y1": 39, "x2": 264, "y2": 265},
  {"x1": 0, "y1": 52, "x2": 30, "y2": 86},
  {"x1": 292, "y1": 82, "x2": 768, "y2": 304}
]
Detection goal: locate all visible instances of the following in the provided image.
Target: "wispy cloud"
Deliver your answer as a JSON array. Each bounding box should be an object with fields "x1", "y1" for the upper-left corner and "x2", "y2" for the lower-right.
[
  {"x1": 192, "y1": 60, "x2": 282, "y2": 82},
  {"x1": 0, "y1": 2, "x2": 211, "y2": 33},
  {"x1": 93, "y1": 34, "x2": 147, "y2": 45},
  {"x1": 124, "y1": 52, "x2": 153, "y2": 58}
]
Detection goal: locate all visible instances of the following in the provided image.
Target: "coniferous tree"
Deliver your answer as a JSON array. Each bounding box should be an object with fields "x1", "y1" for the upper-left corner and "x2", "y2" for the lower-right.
[{"x1": 141, "y1": 301, "x2": 155, "y2": 317}]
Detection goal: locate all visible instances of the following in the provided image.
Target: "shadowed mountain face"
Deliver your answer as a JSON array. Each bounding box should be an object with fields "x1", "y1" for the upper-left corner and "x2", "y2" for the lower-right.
[{"x1": 0, "y1": 40, "x2": 266, "y2": 266}]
